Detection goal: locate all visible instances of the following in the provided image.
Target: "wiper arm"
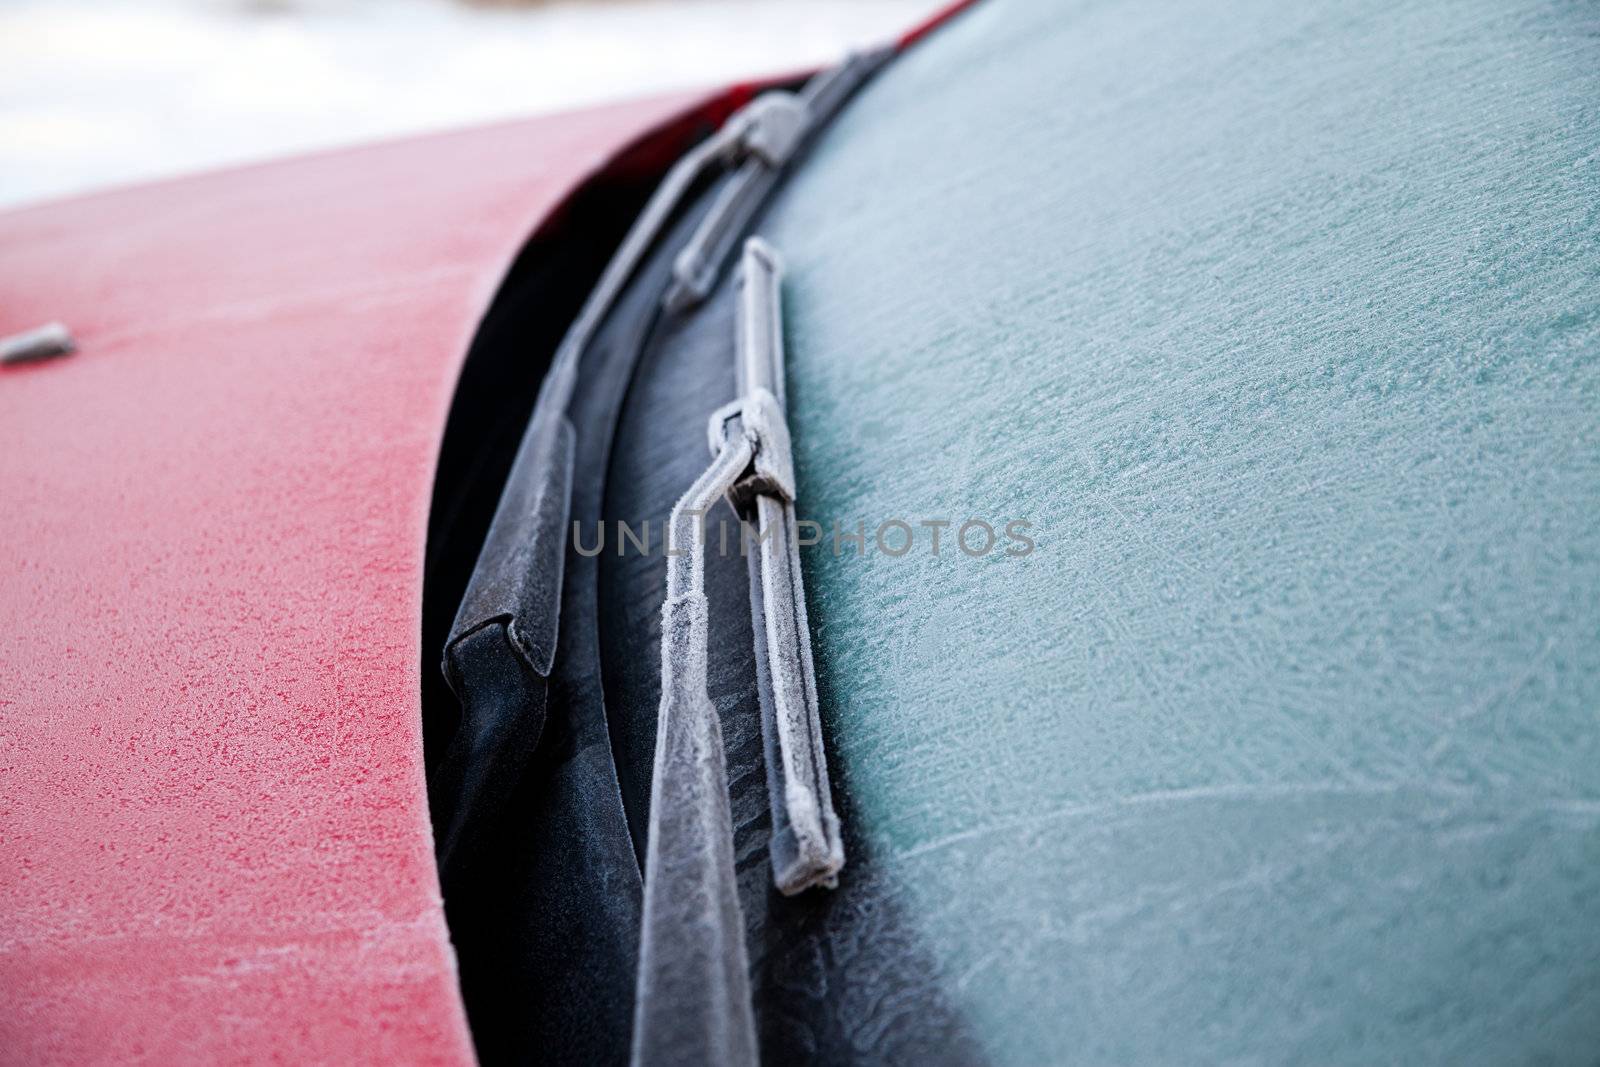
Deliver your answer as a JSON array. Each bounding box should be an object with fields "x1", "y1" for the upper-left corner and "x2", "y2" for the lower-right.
[{"x1": 633, "y1": 379, "x2": 764, "y2": 1067}]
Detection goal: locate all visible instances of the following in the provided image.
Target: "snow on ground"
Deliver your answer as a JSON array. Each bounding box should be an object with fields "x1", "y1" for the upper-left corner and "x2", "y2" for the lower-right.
[{"x1": 0, "y1": 0, "x2": 941, "y2": 208}]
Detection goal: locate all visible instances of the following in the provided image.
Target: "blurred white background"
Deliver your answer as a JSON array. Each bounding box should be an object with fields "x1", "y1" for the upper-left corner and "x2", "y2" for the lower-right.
[{"x1": 0, "y1": 0, "x2": 941, "y2": 209}]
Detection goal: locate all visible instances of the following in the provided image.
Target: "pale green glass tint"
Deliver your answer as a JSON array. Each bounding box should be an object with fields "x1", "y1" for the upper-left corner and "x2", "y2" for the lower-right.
[{"x1": 763, "y1": 0, "x2": 1600, "y2": 1061}]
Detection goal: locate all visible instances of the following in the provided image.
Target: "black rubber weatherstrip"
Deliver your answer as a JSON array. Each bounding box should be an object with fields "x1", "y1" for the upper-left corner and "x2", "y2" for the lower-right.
[
  {"x1": 432, "y1": 408, "x2": 572, "y2": 878},
  {"x1": 442, "y1": 195, "x2": 720, "y2": 1066}
]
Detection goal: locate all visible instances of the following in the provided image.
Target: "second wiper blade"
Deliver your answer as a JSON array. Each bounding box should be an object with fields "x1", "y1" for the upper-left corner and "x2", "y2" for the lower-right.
[{"x1": 662, "y1": 47, "x2": 893, "y2": 313}]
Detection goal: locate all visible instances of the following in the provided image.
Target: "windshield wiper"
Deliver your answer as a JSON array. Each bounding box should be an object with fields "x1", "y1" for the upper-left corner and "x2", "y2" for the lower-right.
[
  {"x1": 663, "y1": 48, "x2": 891, "y2": 314},
  {"x1": 633, "y1": 238, "x2": 843, "y2": 1065}
]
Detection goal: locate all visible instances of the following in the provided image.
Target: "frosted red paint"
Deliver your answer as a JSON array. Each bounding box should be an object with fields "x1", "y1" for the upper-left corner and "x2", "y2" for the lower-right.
[{"x1": 0, "y1": 89, "x2": 718, "y2": 1065}]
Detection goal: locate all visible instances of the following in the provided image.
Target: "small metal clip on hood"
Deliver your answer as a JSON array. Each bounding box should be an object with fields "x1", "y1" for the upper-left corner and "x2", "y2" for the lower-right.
[{"x1": 0, "y1": 322, "x2": 74, "y2": 366}]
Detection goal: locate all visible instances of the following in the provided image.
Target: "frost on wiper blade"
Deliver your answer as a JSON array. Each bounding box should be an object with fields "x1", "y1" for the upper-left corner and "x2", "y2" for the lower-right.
[{"x1": 726, "y1": 238, "x2": 845, "y2": 895}]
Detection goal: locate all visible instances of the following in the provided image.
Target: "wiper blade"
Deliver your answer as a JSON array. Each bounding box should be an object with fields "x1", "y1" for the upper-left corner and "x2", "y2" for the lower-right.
[
  {"x1": 724, "y1": 238, "x2": 844, "y2": 895},
  {"x1": 663, "y1": 47, "x2": 893, "y2": 313},
  {"x1": 541, "y1": 84, "x2": 823, "y2": 415}
]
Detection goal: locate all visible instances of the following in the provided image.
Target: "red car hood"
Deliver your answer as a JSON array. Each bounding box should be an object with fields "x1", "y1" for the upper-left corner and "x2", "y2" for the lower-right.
[{"x1": 0, "y1": 88, "x2": 723, "y2": 1065}]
